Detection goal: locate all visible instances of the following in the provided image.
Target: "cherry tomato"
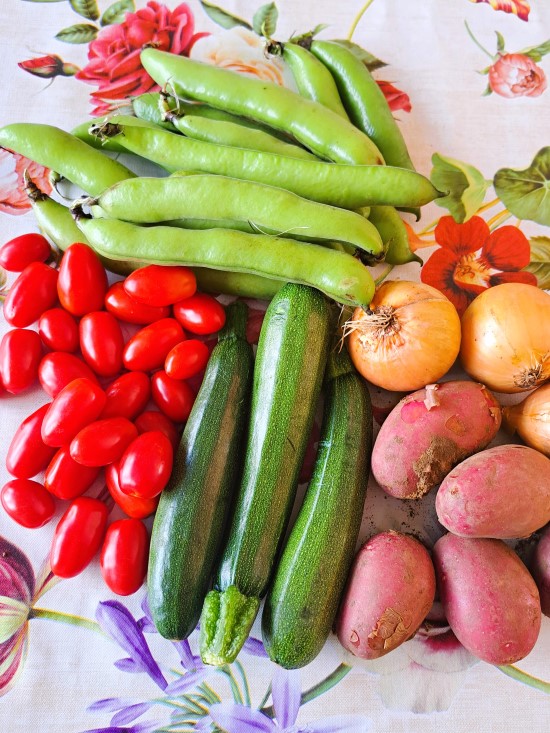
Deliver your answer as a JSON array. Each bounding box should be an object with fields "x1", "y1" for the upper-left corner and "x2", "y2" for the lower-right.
[
  {"x1": 106, "y1": 462, "x2": 159, "y2": 519},
  {"x1": 165, "y1": 339, "x2": 210, "y2": 380},
  {"x1": 134, "y1": 410, "x2": 180, "y2": 451},
  {"x1": 0, "y1": 328, "x2": 42, "y2": 394},
  {"x1": 6, "y1": 403, "x2": 57, "y2": 478},
  {"x1": 41, "y1": 377, "x2": 107, "y2": 447},
  {"x1": 1, "y1": 479, "x2": 56, "y2": 529},
  {"x1": 123, "y1": 265, "x2": 196, "y2": 307},
  {"x1": 0, "y1": 233, "x2": 51, "y2": 272},
  {"x1": 3, "y1": 262, "x2": 58, "y2": 327},
  {"x1": 45, "y1": 446, "x2": 101, "y2": 500},
  {"x1": 70, "y1": 417, "x2": 138, "y2": 467},
  {"x1": 173, "y1": 293, "x2": 226, "y2": 335},
  {"x1": 38, "y1": 351, "x2": 99, "y2": 398},
  {"x1": 101, "y1": 371, "x2": 151, "y2": 420},
  {"x1": 49, "y1": 497, "x2": 109, "y2": 578},
  {"x1": 100, "y1": 518, "x2": 149, "y2": 596},
  {"x1": 151, "y1": 371, "x2": 195, "y2": 423},
  {"x1": 38, "y1": 308, "x2": 79, "y2": 352},
  {"x1": 79, "y1": 311, "x2": 124, "y2": 378},
  {"x1": 122, "y1": 318, "x2": 185, "y2": 372},
  {"x1": 57, "y1": 243, "x2": 107, "y2": 316},
  {"x1": 104, "y1": 281, "x2": 171, "y2": 325},
  {"x1": 118, "y1": 431, "x2": 173, "y2": 499}
]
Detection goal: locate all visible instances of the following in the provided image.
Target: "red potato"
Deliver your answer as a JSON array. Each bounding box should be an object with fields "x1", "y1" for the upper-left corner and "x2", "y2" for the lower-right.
[
  {"x1": 336, "y1": 531, "x2": 436, "y2": 660},
  {"x1": 530, "y1": 525, "x2": 550, "y2": 617},
  {"x1": 436, "y1": 445, "x2": 550, "y2": 539},
  {"x1": 371, "y1": 380, "x2": 501, "y2": 499},
  {"x1": 433, "y1": 533, "x2": 541, "y2": 665}
]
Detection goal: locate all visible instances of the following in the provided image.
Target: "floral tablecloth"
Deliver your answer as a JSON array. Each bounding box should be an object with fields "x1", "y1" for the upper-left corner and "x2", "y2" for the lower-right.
[{"x1": 1, "y1": 0, "x2": 550, "y2": 731}]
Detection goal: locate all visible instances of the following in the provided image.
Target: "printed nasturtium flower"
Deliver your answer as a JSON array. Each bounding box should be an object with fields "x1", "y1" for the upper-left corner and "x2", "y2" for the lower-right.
[
  {"x1": 489, "y1": 53, "x2": 547, "y2": 98},
  {"x1": 0, "y1": 149, "x2": 52, "y2": 216},
  {"x1": 420, "y1": 215, "x2": 537, "y2": 315}
]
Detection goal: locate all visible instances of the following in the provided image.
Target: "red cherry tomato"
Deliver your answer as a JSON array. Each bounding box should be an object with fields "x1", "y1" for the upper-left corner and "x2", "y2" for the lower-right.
[
  {"x1": 105, "y1": 281, "x2": 171, "y2": 325},
  {"x1": 100, "y1": 518, "x2": 150, "y2": 596},
  {"x1": 173, "y1": 293, "x2": 226, "y2": 335},
  {"x1": 151, "y1": 371, "x2": 195, "y2": 423},
  {"x1": 38, "y1": 351, "x2": 99, "y2": 398},
  {"x1": 3, "y1": 262, "x2": 58, "y2": 327},
  {"x1": 79, "y1": 311, "x2": 124, "y2": 378},
  {"x1": 122, "y1": 318, "x2": 185, "y2": 372},
  {"x1": 1, "y1": 479, "x2": 56, "y2": 529},
  {"x1": 0, "y1": 233, "x2": 51, "y2": 272},
  {"x1": 101, "y1": 371, "x2": 151, "y2": 420},
  {"x1": 41, "y1": 377, "x2": 107, "y2": 447},
  {"x1": 6, "y1": 403, "x2": 57, "y2": 479},
  {"x1": 0, "y1": 328, "x2": 42, "y2": 394},
  {"x1": 44, "y1": 446, "x2": 101, "y2": 500},
  {"x1": 38, "y1": 308, "x2": 79, "y2": 352},
  {"x1": 50, "y1": 497, "x2": 109, "y2": 578},
  {"x1": 134, "y1": 410, "x2": 180, "y2": 451},
  {"x1": 123, "y1": 265, "x2": 196, "y2": 307},
  {"x1": 165, "y1": 339, "x2": 210, "y2": 380},
  {"x1": 70, "y1": 417, "x2": 138, "y2": 467},
  {"x1": 57, "y1": 243, "x2": 107, "y2": 316},
  {"x1": 106, "y1": 462, "x2": 159, "y2": 519},
  {"x1": 118, "y1": 431, "x2": 173, "y2": 499}
]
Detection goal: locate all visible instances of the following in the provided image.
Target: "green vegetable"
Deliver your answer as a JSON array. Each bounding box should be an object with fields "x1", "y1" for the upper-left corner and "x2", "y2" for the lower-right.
[
  {"x1": 148, "y1": 302, "x2": 254, "y2": 640},
  {"x1": 368, "y1": 205, "x2": 422, "y2": 265}
]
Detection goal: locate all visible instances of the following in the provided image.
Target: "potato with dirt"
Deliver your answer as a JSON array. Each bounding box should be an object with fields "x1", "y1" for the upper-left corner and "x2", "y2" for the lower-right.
[
  {"x1": 371, "y1": 380, "x2": 501, "y2": 499},
  {"x1": 433, "y1": 533, "x2": 541, "y2": 665},
  {"x1": 531, "y1": 525, "x2": 550, "y2": 617},
  {"x1": 336, "y1": 531, "x2": 436, "y2": 660},
  {"x1": 436, "y1": 444, "x2": 550, "y2": 539}
]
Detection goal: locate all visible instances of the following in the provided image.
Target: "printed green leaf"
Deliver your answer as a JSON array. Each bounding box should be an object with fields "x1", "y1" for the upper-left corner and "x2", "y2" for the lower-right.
[
  {"x1": 290, "y1": 24, "x2": 328, "y2": 44},
  {"x1": 520, "y1": 39, "x2": 550, "y2": 62},
  {"x1": 252, "y1": 2, "x2": 278, "y2": 38},
  {"x1": 524, "y1": 236, "x2": 550, "y2": 288},
  {"x1": 330, "y1": 39, "x2": 387, "y2": 71},
  {"x1": 55, "y1": 23, "x2": 98, "y2": 43},
  {"x1": 101, "y1": 0, "x2": 134, "y2": 26},
  {"x1": 69, "y1": 0, "x2": 99, "y2": 21},
  {"x1": 199, "y1": 0, "x2": 251, "y2": 30},
  {"x1": 431, "y1": 153, "x2": 491, "y2": 222},
  {"x1": 495, "y1": 31, "x2": 505, "y2": 53},
  {"x1": 494, "y1": 148, "x2": 550, "y2": 226}
]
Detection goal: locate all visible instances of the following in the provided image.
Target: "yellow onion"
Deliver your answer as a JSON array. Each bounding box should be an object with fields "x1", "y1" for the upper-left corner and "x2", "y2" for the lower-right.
[
  {"x1": 344, "y1": 280, "x2": 461, "y2": 391},
  {"x1": 503, "y1": 384, "x2": 550, "y2": 455},
  {"x1": 460, "y1": 283, "x2": 550, "y2": 393}
]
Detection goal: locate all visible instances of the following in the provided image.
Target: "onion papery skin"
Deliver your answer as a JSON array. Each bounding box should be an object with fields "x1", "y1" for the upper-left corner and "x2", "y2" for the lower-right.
[
  {"x1": 503, "y1": 383, "x2": 550, "y2": 456},
  {"x1": 346, "y1": 280, "x2": 461, "y2": 392},
  {"x1": 460, "y1": 283, "x2": 550, "y2": 394}
]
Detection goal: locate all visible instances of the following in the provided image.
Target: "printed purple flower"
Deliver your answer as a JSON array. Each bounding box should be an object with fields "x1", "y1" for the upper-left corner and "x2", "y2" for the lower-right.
[{"x1": 80, "y1": 723, "x2": 161, "y2": 733}]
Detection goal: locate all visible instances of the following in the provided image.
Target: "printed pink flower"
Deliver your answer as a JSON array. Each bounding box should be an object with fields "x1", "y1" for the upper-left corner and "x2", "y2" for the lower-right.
[
  {"x1": 470, "y1": 0, "x2": 530, "y2": 22},
  {"x1": 0, "y1": 149, "x2": 52, "y2": 216},
  {"x1": 488, "y1": 53, "x2": 547, "y2": 97},
  {"x1": 76, "y1": 2, "x2": 205, "y2": 116},
  {"x1": 376, "y1": 80, "x2": 411, "y2": 113},
  {"x1": 18, "y1": 54, "x2": 80, "y2": 79}
]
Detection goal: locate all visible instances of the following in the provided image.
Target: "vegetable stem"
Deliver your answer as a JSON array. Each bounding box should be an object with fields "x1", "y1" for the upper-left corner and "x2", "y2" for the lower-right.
[
  {"x1": 347, "y1": 0, "x2": 377, "y2": 40},
  {"x1": 496, "y1": 664, "x2": 550, "y2": 694},
  {"x1": 374, "y1": 264, "x2": 394, "y2": 285}
]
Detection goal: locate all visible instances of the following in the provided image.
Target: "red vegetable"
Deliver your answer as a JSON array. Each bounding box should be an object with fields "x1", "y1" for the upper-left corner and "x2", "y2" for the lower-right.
[
  {"x1": 100, "y1": 518, "x2": 150, "y2": 595},
  {"x1": 101, "y1": 371, "x2": 151, "y2": 420},
  {"x1": 70, "y1": 417, "x2": 138, "y2": 467},
  {"x1": 0, "y1": 232, "x2": 51, "y2": 272},
  {"x1": 165, "y1": 339, "x2": 210, "y2": 380},
  {"x1": 38, "y1": 308, "x2": 79, "y2": 353},
  {"x1": 122, "y1": 318, "x2": 185, "y2": 372},
  {"x1": 49, "y1": 497, "x2": 109, "y2": 578},
  {"x1": 45, "y1": 446, "x2": 101, "y2": 500},
  {"x1": 38, "y1": 351, "x2": 99, "y2": 398},
  {"x1": 57, "y1": 243, "x2": 107, "y2": 316},
  {"x1": 3, "y1": 262, "x2": 58, "y2": 327},
  {"x1": 0, "y1": 328, "x2": 42, "y2": 394},
  {"x1": 105, "y1": 281, "x2": 170, "y2": 324},
  {"x1": 173, "y1": 293, "x2": 226, "y2": 335},
  {"x1": 118, "y1": 431, "x2": 173, "y2": 499},
  {"x1": 41, "y1": 377, "x2": 107, "y2": 447},
  {"x1": 123, "y1": 264, "x2": 196, "y2": 307},
  {"x1": 1, "y1": 478, "x2": 56, "y2": 529},
  {"x1": 79, "y1": 311, "x2": 124, "y2": 377},
  {"x1": 134, "y1": 410, "x2": 180, "y2": 451},
  {"x1": 6, "y1": 403, "x2": 57, "y2": 478},
  {"x1": 151, "y1": 370, "x2": 195, "y2": 423},
  {"x1": 106, "y1": 462, "x2": 159, "y2": 519}
]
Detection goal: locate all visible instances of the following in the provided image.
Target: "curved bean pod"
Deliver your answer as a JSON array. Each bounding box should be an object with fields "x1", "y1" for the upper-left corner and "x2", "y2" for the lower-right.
[
  {"x1": 71, "y1": 114, "x2": 170, "y2": 152},
  {"x1": 368, "y1": 205, "x2": 422, "y2": 265},
  {"x1": 140, "y1": 47, "x2": 384, "y2": 165}
]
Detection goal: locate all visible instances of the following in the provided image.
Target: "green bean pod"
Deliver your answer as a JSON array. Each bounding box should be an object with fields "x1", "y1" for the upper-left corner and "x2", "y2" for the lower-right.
[
  {"x1": 71, "y1": 114, "x2": 171, "y2": 152},
  {"x1": 0, "y1": 123, "x2": 135, "y2": 196},
  {"x1": 73, "y1": 216, "x2": 376, "y2": 308},
  {"x1": 369, "y1": 205, "x2": 422, "y2": 265},
  {"x1": 309, "y1": 41, "x2": 415, "y2": 172},
  {"x1": 88, "y1": 175, "x2": 383, "y2": 257},
  {"x1": 91, "y1": 121, "x2": 441, "y2": 210},
  {"x1": 140, "y1": 47, "x2": 384, "y2": 165}
]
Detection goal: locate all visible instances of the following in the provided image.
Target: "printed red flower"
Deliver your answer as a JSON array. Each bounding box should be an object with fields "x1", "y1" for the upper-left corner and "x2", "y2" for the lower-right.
[
  {"x1": 0, "y1": 149, "x2": 52, "y2": 216},
  {"x1": 469, "y1": 0, "x2": 530, "y2": 22},
  {"x1": 376, "y1": 80, "x2": 412, "y2": 113},
  {"x1": 18, "y1": 55, "x2": 80, "y2": 80},
  {"x1": 488, "y1": 53, "x2": 547, "y2": 98},
  {"x1": 76, "y1": 1, "x2": 206, "y2": 116},
  {"x1": 420, "y1": 215, "x2": 537, "y2": 316}
]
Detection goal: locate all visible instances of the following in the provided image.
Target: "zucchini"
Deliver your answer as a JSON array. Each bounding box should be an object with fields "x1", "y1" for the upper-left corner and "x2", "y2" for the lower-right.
[
  {"x1": 199, "y1": 283, "x2": 331, "y2": 665},
  {"x1": 262, "y1": 345, "x2": 372, "y2": 668},
  {"x1": 147, "y1": 301, "x2": 253, "y2": 640}
]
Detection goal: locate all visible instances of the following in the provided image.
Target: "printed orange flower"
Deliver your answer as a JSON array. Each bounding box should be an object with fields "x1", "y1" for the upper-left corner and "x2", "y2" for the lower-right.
[
  {"x1": 469, "y1": 0, "x2": 530, "y2": 21},
  {"x1": 420, "y1": 216, "x2": 537, "y2": 315}
]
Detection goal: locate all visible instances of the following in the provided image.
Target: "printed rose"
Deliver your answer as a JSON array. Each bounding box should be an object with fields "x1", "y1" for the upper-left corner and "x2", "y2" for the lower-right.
[
  {"x1": 488, "y1": 53, "x2": 547, "y2": 98},
  {"x1": 0, "y1": 149, "x2": 52, "y2": 216},
  {"x1": 76, "y1": 2, "x2": 204, "y2": 116}
]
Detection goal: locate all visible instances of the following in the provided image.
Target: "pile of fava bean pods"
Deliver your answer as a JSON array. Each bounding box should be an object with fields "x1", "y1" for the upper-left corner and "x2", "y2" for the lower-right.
[{"x1": 0, "y1": 40, "x2": 442, "y2": 308}]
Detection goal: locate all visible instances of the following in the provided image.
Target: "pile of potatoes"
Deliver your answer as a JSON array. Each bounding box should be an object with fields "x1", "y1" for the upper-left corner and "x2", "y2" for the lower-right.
[{"x1": 336, "y1": 380, "x2": 550, "y2": 666}]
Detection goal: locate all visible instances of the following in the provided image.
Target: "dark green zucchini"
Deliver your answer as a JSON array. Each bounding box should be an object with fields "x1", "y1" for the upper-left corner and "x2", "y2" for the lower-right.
[
  {"x1": 199, "y1": 283, "x2": 331, "y2": 665},
  {"x1": 261, "y1": 345, "x2": 372, "y2": 668},
  {"x1": 147, "y1": 301, "x2": 253, "y2": 640}
]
